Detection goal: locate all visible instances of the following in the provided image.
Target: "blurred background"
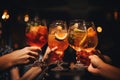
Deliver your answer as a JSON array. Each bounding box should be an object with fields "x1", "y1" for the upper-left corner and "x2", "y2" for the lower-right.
[{"x1": 0, "y1": 0, "x2": 120, "y2": 66}]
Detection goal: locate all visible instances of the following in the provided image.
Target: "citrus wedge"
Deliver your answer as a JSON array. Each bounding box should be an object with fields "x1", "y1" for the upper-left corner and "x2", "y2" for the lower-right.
[
  {"x1": 87, "y1": 27, "x2": 96, "y2": 36},
  {"x1": 55, "y1": 33, "x2": 67, "y2": 40},
  {"x1": 87, "y1": 27, "x2": 94, "y2": 32},
  {"x1": 74, "y1": 28, "x2": 85, "y2": 33}
]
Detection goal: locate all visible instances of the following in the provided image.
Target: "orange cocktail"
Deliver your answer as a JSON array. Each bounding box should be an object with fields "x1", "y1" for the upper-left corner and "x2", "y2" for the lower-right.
[{"x1": 48, "y1": 20, "x2": 69, "y2": 63}]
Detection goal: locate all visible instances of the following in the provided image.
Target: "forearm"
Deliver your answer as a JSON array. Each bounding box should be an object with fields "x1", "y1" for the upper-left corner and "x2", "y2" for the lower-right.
[
  {"x1": 0, "y1": 54, "x2": 14, "y2": 71},
  {"x1": 99, "y1": 63, "x2": 120, "y2": 80},
  {"x1": 10, "y1": 67, "x2": 20, "y2": 80},
  {"x1": 20, "y1": 67, "x2": 42, "y2": 80}
]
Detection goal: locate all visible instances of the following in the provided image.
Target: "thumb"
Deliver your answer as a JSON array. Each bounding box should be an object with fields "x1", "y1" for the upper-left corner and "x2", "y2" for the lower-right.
[{"x1": 88, "y1": 55, "x2": 94, "y2": 60}]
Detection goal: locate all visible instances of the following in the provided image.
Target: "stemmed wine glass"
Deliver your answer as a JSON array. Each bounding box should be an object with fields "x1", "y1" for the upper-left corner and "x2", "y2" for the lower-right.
[
  {"x1": 25, "y1": 17, "x2": 48, "y2": 61},
  {"x1": 68, "y1": 19, "x2": 87, "y2": 65},
  {"x1": 77, "y1": 21, "x2": 100, "y2": 66},
  {"x1": 48, "y1": 20, "x2": 69, "y2": 71}
]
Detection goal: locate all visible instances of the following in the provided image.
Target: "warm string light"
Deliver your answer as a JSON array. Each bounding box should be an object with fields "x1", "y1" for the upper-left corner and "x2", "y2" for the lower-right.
[
  {"x1": 114, "y1": 10, "x2": 118, "y2": 20},
  {"x1": 24, "y1": 14, "x2": 29, "y2": 22},
  {"x1": 97, "y1": 26, "x2": 102, "y2": 33},
  {"x1": 2, "y1": 10, "x2": 10, "y2": 20}
]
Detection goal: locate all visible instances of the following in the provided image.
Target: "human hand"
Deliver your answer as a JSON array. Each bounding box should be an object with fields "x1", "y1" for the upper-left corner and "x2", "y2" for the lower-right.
[
  {"x1": 87, "y1": 55, "x2": 106, "y2": 75},
  {"x1": 20, "y1": 46, "x2": 57, "y2": 80},
  {"x1": 31, "y1": 46, "x2": 58, "y2": 69},
  {"x1": 42, "y1": 46, "x2": 58, "y2": 63},
  {"x1": 20, "y1": 66, "x2": 42, "y2": 80},
  {"x1": 9, "y1": 46, "x2": 41, "y2": 65}
]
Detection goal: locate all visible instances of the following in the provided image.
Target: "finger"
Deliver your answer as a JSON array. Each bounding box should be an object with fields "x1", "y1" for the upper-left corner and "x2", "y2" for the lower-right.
[
  {"x1": 88, "y1": 63, "x2": 93, "y2": 71},
  {"x1": 27, "y1": 46, "x2": 41, "y2": 51},
  {"x1": 88, "y1": 63, "x2": 98, "y2": 74},
  {"x1": 93, "y1": 50, "x2": 106, "y2": 61},
  {"x1": 44, "y1": 47, "x2": 51, "y2": 55},
  {"x1": 51, "y1": 46, "x2": 58, "y2": 52},
  {"x1": 44, "y1": 46, "x2": 57, "y2": 56},
  {"x1": 88, "y1": 55, "x2": 94, "y2": 59},
  {"x1": 43, "y1": 46, "x2": 57, "y2": 58},
  {"x1": 42, "y1": 46, "x2": 58, "y2": 61},
  {"x1": 28, "y1": 51, "x2": 39, "y2": 58},
  {"x1": 89, "y1": 54, "x2": 98, "y2": 59},
  {"x1": 88, "y1": 55, "x2": 98, "y2": 63},
  {"x1": 28, "y1": 55, "x2": 37, "y2": 62},
  {"x1": 23, "y1": 59, "x2": 30, "y2": 64}
]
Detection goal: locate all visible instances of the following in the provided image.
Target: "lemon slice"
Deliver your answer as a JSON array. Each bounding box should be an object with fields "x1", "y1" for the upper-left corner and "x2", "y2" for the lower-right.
[
  {"x1": 73, "y1": 28, "x2": 87, "y2": 46},
  {"x1": 74, "y1": 28, "x2": 85, "y2": 33},
  {"x1": 87, "y1": 27, "x2": 94, "y2": 32},
  {"x1": 55, "y1": 33, "x2": 67, "y2": 40},
  {"x1": 87, "y1": 27, "x2": 96, "y2": 36}
]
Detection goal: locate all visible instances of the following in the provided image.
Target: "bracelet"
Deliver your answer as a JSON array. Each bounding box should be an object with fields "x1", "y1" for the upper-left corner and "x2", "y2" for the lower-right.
[{"x1": 32, "y1": 60, "x2": 48, "y2": 69}]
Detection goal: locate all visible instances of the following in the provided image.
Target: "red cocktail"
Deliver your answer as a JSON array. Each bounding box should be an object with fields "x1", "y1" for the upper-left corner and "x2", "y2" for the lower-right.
[{"x1": 26, "y1": 25, "x2": 48, "y2": 48}]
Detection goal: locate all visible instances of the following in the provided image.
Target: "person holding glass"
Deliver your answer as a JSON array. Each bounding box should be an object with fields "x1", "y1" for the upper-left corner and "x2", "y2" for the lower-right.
[
  {"x1": 10, "y1": 18, "x2": 49, "y2": 80},
  {"x1": 77, "y1": 20, "x2": 120, "y2": 80},
  {"x1": 0, "y1": 21, "x2": 42, "y2": 80},
  {"x1": 88, "y1": 54, "x2": 120, "y2": 80},
  {"x1": 0, "y1": 46, "x2": 41, "y2": 79},
  {"x1": 9, "y1": 46, "x2": 57, "y2": 80},
  {"x1": 74, "y1": 20, "x2": 107, "y2": 66}
]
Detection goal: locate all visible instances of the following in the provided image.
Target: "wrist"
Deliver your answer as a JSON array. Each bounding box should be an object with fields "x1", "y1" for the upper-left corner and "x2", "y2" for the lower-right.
[
  {"x1": 32, "y1": 60, "x2": 47, "y2": 70},
  {"x1": 7, "y1": 53, "x2": 17, "y2": 67},
  {"x1": 3, "y1": 54, "x2": 15, "y2": 68},
  {"x1": 98, "y1": 62, "x2": 108, "y2": 75}
]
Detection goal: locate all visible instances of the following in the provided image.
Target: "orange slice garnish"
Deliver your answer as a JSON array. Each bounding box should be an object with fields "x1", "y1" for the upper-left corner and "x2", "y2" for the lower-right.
[
  {"x1": 55, "y1": 33, "x2": 67, "y2": 40},
  {"x1": 87, "y1": 27, "x2": 96, "y2": 36},
  {"x1": 87, "y1": 27, "x2": 94, "y2": 32}
]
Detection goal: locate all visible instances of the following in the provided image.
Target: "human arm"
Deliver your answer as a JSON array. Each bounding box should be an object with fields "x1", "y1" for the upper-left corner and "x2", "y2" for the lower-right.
[
  {"x1": 0, "y1": 46, "x2": 40, "y2": 71},
  {"x1": 88, "y1": 55, "x2": 120, "y2": 80},
  {"x1": 10, "y1": 46, "x2": 57, "y2": 80},
  {"x1": 10, "y1": 66, "x2": 42, "y2": 80},
  {"x1": 10, "y1": 67, "x2": 20, "y2": 80},
  {"x1": 19, "y1": 46, "x2": 58, "y2": 80},
  {"x1": 19, "y1": 66, "x2": 42, "y2": 80}
]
